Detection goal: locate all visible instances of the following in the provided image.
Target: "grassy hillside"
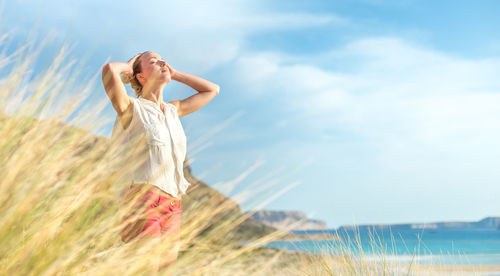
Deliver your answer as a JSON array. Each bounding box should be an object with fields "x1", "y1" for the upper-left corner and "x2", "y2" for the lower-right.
[{"x1": 0, "y1": 109, "x2": 289, "y2": 246}]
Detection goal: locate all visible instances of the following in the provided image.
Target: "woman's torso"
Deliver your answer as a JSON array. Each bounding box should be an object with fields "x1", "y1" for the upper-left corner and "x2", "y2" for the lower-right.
[{"x1": 111, "y1": 96, "x2": 191, "y2": 199}]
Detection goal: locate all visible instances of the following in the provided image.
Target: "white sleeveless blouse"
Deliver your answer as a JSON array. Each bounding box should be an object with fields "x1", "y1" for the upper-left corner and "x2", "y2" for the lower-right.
[{"x1": 111, "y1": 96, "x2": 191, "y2": 198}]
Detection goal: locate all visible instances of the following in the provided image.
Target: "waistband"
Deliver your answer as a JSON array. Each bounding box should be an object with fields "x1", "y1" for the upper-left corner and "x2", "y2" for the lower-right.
[{"x1": 130, "y1": 182, "x2": 182, "y2": 201}]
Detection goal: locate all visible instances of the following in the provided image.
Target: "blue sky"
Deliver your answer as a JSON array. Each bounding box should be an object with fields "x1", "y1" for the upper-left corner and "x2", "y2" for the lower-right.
[{"x1": 2, "y1": 0, "x2": 500, "y2": 228}]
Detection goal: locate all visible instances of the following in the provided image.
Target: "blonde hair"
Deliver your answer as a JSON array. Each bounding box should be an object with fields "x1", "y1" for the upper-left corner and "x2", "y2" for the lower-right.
[{"x1": 121, "y1": 51, "x2": 151, "y2": 97}]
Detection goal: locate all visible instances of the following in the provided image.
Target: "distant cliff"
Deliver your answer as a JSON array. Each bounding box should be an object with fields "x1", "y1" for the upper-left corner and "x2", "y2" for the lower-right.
[
  {"x1": 338, "y1": 217, "x2": 500, "y2": 232},
  {"x1": 246, "y1": 210, "x2": 327, "y2": 231}
]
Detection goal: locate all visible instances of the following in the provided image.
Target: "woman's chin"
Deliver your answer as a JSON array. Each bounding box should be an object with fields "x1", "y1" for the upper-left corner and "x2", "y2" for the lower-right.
[{"x1": 157, "y1": 75, "x2": 171, "y2": 84}]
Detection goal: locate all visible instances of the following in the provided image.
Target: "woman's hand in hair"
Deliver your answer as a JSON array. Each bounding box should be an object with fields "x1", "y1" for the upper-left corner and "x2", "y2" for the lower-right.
[
  {"x1": 121, "y1": 53, "x2": 141, "y2": 84},
  {"x1": 126, "y1": 53, "x2": 141, "y2": 76}
]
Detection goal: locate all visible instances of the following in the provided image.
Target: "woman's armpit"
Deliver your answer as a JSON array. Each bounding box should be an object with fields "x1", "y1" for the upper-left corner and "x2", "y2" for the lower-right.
[{"x1": 119, "y1": 98, "x2": 135, "y2": 130}]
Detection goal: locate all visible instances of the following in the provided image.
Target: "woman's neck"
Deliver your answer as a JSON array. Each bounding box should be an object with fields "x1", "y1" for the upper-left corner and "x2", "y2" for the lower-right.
[{"x1": 141, "y1": 83, "x2": 165, "y2": 105}]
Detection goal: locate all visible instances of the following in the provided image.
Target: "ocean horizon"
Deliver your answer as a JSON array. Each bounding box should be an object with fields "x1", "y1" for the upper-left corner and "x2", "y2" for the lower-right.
[{"x1": 263, "y1": 228, "x2": 500, "y2": 266}]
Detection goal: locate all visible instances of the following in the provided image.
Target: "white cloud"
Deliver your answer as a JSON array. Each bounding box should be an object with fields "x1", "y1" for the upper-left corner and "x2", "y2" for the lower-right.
[
  {"x1": 151, "y1": 1, "x2": 343, "y2": 71},
  {"x1": 230, "y1": 37, "x2": 500, "y2": 175},
  {"x1": 5, "y1": 0, "x2": 343, "y2": 73}
]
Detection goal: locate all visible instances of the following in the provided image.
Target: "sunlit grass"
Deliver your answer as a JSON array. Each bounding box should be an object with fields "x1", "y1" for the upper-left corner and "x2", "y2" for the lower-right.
[{"x1": 1, "y1": 36, "x2": 498, "y2": 276}]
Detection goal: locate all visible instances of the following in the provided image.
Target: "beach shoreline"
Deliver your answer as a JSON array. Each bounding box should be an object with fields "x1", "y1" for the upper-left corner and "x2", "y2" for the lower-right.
[{"x1": 250, "y1": 246, "x2": 500, "y2": 274}]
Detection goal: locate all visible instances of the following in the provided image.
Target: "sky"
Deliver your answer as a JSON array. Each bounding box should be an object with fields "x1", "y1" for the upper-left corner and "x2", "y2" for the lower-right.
[{"x1": 2, "y1": 0, "x2": 500, "y2": 228}]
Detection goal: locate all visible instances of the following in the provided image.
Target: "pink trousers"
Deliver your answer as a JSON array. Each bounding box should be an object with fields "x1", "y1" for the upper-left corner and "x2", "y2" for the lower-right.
[{"x1": 120, "y1": 185, "x2": 183, "y2": 243}]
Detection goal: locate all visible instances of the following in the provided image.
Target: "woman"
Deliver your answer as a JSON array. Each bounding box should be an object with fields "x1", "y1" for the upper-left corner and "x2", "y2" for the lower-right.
[{"x1": 102, "y1": 51, "x2": 219, "y2": 272}]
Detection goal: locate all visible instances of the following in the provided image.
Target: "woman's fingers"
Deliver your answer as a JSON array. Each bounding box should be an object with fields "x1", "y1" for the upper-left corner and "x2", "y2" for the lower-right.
[
  {"x1": 124, "y1": 53, "x2": 141, "y2": 76},
  {"x1": 127, "y1": 53, "x2": 141, "y2": 67},
  {"x1": 166, "y1": 63, "x2": 177, "y2": 78}
]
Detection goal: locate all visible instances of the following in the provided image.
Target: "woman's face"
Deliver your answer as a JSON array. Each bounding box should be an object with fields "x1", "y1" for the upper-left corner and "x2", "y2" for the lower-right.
[{"x1": 136, "y1": 52, "x2": 171, "y2": 86}]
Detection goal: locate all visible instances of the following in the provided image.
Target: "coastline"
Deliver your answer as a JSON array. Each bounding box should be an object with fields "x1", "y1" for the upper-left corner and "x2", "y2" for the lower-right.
[
  {"x1": 247, "y1": 246, "x2": 500, "y2": 275},
  {"x1": 278, "y1": 232, "x2": 339, "y2": 241}
]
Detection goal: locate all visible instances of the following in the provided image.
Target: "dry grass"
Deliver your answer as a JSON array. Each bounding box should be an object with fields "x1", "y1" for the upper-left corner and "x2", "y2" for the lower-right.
[{"x1": 0, "y1": 36, "x2": 498, "y2": 276}]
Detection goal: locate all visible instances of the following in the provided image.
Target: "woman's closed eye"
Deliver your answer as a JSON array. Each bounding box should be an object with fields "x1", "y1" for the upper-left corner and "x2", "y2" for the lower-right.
[{"x1": 150, "y1": 59, "x2": 165, "y2": 65}]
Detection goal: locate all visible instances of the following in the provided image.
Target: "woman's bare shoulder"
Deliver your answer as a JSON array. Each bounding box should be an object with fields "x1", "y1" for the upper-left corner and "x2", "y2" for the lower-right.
[{"x1": 167, "y1": 100, "x2": 181, "y2": 117}]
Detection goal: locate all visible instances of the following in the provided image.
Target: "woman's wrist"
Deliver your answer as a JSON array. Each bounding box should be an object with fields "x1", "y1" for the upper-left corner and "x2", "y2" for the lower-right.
[
  {"x1": 171, "y1": 70, "x2": 181, "y2": 81},
  {"x1": 173, "y1": 71, "x2": 219, "y2": 93},
  {"x1": 172, "y1": 71, "x2": 191, "y2": 84}
]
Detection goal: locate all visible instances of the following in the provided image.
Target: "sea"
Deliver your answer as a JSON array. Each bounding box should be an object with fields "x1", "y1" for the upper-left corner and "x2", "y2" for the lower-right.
[{"x1": 263, "y1": 228, "x2": 500, "y2": 266}]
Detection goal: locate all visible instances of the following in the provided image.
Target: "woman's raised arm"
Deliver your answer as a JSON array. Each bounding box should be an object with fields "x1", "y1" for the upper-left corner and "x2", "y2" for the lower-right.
[
  {"x1": 166, "y1": 63, "x2": 220, "y2": 117},
  {"x1": 101, "y1": 54, "x2": 140, "y2": 116}
]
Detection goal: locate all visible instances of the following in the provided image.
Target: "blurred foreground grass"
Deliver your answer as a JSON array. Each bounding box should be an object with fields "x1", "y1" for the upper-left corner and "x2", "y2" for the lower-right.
[{"x1": 1, "y1": 38, "x2": 499, "y2": 276}]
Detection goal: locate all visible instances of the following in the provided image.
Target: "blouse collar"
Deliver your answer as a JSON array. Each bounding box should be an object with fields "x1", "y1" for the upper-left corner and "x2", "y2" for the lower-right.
[{"x1": 138, "y1": 96, "x2": 165, "y2": 114}]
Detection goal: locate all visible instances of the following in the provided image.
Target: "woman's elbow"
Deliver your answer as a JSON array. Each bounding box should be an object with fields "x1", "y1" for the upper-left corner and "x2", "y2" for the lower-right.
[
  {"x1": 102, "y1": 63, "x2": 112, "y2": 76},
  {"x1": 213, "y1": 84, "x2": 220, "y2": 95}
]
